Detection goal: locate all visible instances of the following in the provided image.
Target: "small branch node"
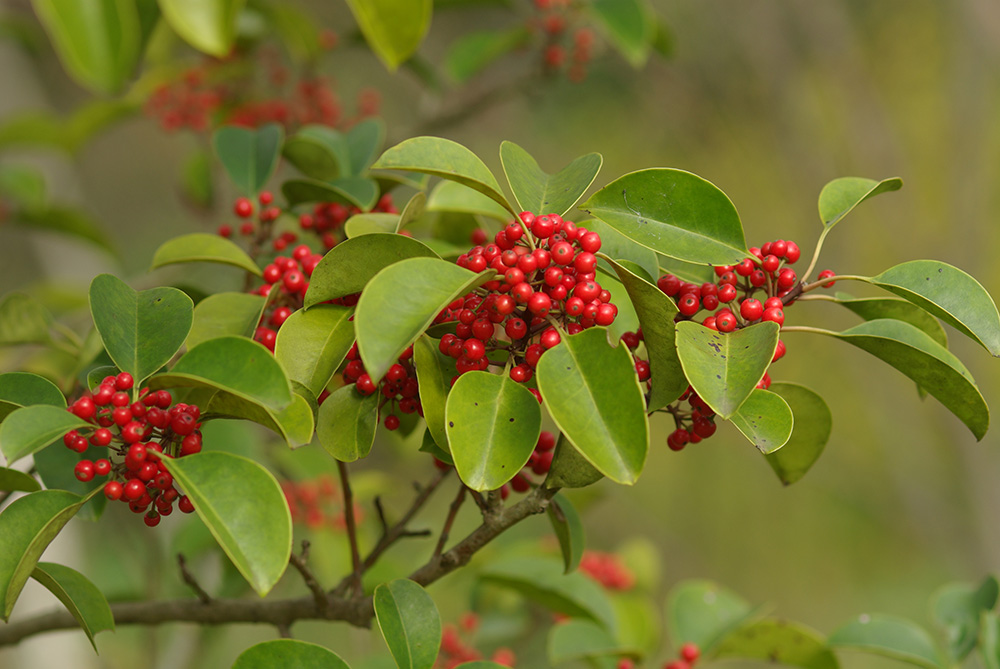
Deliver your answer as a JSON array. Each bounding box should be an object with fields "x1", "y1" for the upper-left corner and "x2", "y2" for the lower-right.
[{"x1": 177, "y1": 554, "x2": 212, "y2": 605}]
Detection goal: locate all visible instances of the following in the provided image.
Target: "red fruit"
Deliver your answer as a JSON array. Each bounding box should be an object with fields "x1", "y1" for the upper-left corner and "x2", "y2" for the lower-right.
[
  {"x1": 472, "y1": 318, "x2": 495, "y2": 340},
  {"x1": 785, "y1": 241, "x2": 801, "y2": 263},
  {"x1": 635, "y1": 360, "x2": 651, "y2": 381},
  {"x1": 620, "y1": 331, "x2": 641, "y2": 350},
  {"x1": 90, "y1": 428, "x2": 113, "y2": 447},
  {"x1": 716, "y1": 311, "x2": 737, "y2": 332},
  {"x1": 772, "y1": 339, "x2": 786, "y2": 362},
  {"x1": 74, "y1": 460, "x2": 95, "y2": 482},
  {"x1": 104, "y1": 481, "x2": 124, "y2": 501},
  {"x1": 528, "y1": 292, "x2": 552, "y2": 317},
  {"x1": 777, "y1": 268, "x2": 797, "y2": 290},
  {"x1": 94, "y1": 459, "x2": 112, "y2": 477},
  {"x1": 573, "y1": 280, "x2": 601, "y2": 303},
  {"x1": 735, "y1": 258, "x2": 755, "y2": 277},
  {"x1": 536, "y1": 431, "x2": 556, "y2": 452},
  {"x1": 818, "y1": 269, "x2": 836, "y2": 287},
  {"x1": 511, "y1": 282, "x2": 534, "y2": 303},
  {"x1": 667, "y1": 428, "x2": 690, "y2": 451},
  {"x1": 770, "y1": 240, "x2": 788, "y2": 258},
  {"x1": 531, "y1": 215, "x2": 555, "y2": 239},
  {"x1": 509, "y1": 364, "x2": 531, "y2": 383},
  {"x1": 124, "y1": 479, "x2": 147, "y2": 501},
  {"x1": 144, "y1": 512, "x2": 161, "y2": 528},
  {"x1": 578, "y1": 231, "x2": 601, "y2": 253},
  {"x1": 93, "y1": 385, "x2": 114, "y2": 406},
  {"x1": 764, "y1": 297, "x2": 784, "y2": 310},
  {"x1": 525, "y1": 344, "x2": 545, "y2": 367},
  {"x1": 71, "y1": 397, "x2": 96, "y2": 421},
  {"x1": 115, "y1": 372, "x2": 134, "y2": 391},
  {"x1": 740, "y1": 298, "x2": 763, "y2": 321},
  {"x1": 170, "y1": 412, "x2": 197, "y2": 436},
  {"x1": 657, "y1": 274, "x2": 681, "y2": 296},
  {"x1": 680, "y1": 642, "x2": 701, "y2": 663},
  {"x1": 384, "y1": 414, "x2": 400, "y2": 431},
  {"x1": 234, "y1": 197, "x2": 253, "y2": 218},
  {"x1": 283, "y1": 270, "x2": 307, "y2": 293},
  {"x1": 153, "y1": 471, "x2": 173, "y2": 490},
  {"x1": 356, "y1": 374, "x2": 377, "y2": 396},
  {"x1": 540, "y1": 327, "x2": 561, "y2": 349},
  {"x1": 718, "y1": 284, "x2": 737, "y2": 303},
  {"x1": 761, "y1": 254, "x2": 780, "y2": 273},
  {"x1": 178, "y1": 496, "x2": 195, "y2": 514},
  {"x1": 505, "y1": 318, "x2": 527, "y2": 340},
  {"x1": 762, "y1": 307, "x2": 785, "y2": 326},
  {"x1": 573, "y1": 252, "x2": 597, "y2": 274},
  {"x1": 749, "y1": 270, "x2": 767, "y2": 287},
  {"x1": 595, "y1": 303, "x2": 617, "y2": 326},
  {"x1": 463, "y1": 338, "x2": 486, "y2": 361},
  {"x1": 677, "y1": 293, "x2": 700, "y2": 317},
  {"x1": 551, "y1": 241, "x2": 575, "y2": 265}
]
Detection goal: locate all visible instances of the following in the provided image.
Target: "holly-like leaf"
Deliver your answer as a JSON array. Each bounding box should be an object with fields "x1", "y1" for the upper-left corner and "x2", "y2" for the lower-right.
[
  {"x1": 427, "y1": 180, "x2": 512, "y2": 221},
  {"x1": 833, "y1": 295, "x2": 947, "y2": 347},
  {"x1": 0, "y1": 405, "x2": 89, "y2": 465},
  {"x1": 31, "y1": 562, "x2": 114, "y2": 651},
  {"x1": 666, "y1": 579, "x2": 754, "y2": 653},
  {"x1": 587, "y1": 0, "x2": 655, "y2": 67},
  {"x1": 212, "y1": 123, "x2": 283, "y2": 197},
  {"x1": 186, "y1": 292, "x2": 266, "y2": 349},
  {"x1": 445, "y1": 371, "x2": 541, "y2": 491},
  {"x1": 373, "y1": 137, "x2": 515, "y2": 216},
  {"x1": 445, "y1": 27, "x2": 530, "y2": 83},
  {"x1": 674, "y1": 321, "x2": 778, "y2": 419},
  {"x1": 345, "y1": 0, "x2": 432, "y2": 70},
  {"x1": 316, "y1": 385, "x2": 378, "y2": 462},
  {"x1": 548, "y1": 619, "x2": 624, "y2": 664},
  {"x1": 546, "y1": 433, "x2": 604, "y2": 489},
  {"x1": 159, "y1": 452, "x2": 291, "y2": 596},
  {"x1": 0, "y1": 372, "x2": 65, "y2": 423},
  {"x1": 499, "y1": 142, "x2": 603, "y2": 218},
  {"x1": 282, "y1": 125, "x2": 349, "y2": 181},
  {"x1": 0, "y1": 467, "x2": 41, "y2": 493},
  {"x1": 355, "y1": 257, "x2": 493, "y2": 383},
  {"x1": 274, "y1": 305, "x2": 355, "y2": 397},
  {"x1": 0, "y1": 292, "x2": 52, "y2": 345},
  {"x1": 89, "y1": 274, "x2": 193, "y2": 384},
  {"x1": 282, "y1": 176, "x2": 380, "y2": 211},
  {"x1": 818, "y1": 176, "x2": 902, "y2": 229},
  {"x1": 536, "y1": 328, "x2": 648, "y2": 485},
  {"x1": 374, "y1": 578, "x2": 442, "y2": 669},
  {"x1": 547, "y1": 494, "x2": 585, "y2": 574},
  {"x1": 729, "y1": 388, "x2": 792, "y2": 454},
  {"x1": 714, "y1": 619, "x2": 838, "y2": 669},
  {"x1": 932, "y1": 575, "x2": 999, "y2": 663},
  {"x1": 864, "y1": 260, "x2": 1000, "y2": 357},
  {"x1": 582, "y1": 168, "x2": 750, "y2": 265},
  {"x1": 233, "y1": 639, "x2": 351, "y2": 669},
  {"x1": 765, "y1": 383, "x2": 832, "y2": 485},
  {"x1": 585, "y1": 219, "x2": 660, "y2": 280},
  {"x1": 829, "y1": 614, "x2": 941, "y2": 669},
  {"x1": 158, "y1": 0, "x2": 244, "y2": 57},
  {"x1": 150, "y1": 233, "x2": 262, "y2": 276}
]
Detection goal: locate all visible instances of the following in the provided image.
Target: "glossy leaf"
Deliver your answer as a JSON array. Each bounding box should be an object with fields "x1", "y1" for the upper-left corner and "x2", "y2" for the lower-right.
[
  {"x1": 345, "y1": 0, "x2": 432, "y2": 70},
  {"x1": 585, "y1": 219, "x2": 659, "y2": 280},
  {"x1": 233, "y1": 639, "x2": 351, "y2": 669},
  {"x1": 715, "y1": 619, "x2": 838, "y2": 669},
  {"x1": 275, "y1": 305, "x2": 355, "y2": 397},
  {"x1": 666, "y1": 579, "x2": 754, "y2": 652},
  {"x1": 282, "y1": 125, "x2": 349, "y2": 181},
  {"x1": 187, "y1": 292, "x2": 266, "y2": 349},
  {"x1": 15, "y1": 207, "x2": 116, "y2": 256},
  {"x1": 548, "y1": 619, "x2": 622, "y2": 664},
  {"x1": 499, "y1": 141, "x2": 602, "y2": 218},
  {"x1": 31, "y1": 562, "x2": 114, "y2": 651},
  {"x1": 151, "y1": 233, "x2": 262, "y2": 276},
  {"x1": 195, "y1": 389, "x2": 314, "y2": 449},
  {"x1": 373, "y1": 137, "x2": 514, "y2": 215},
  {"x1": 588, "y1": 0, "x2": 655, "y2": 67},
  {"x1": 604, "y1": 258, "x2": 686, "y2": 409},
  {"x1": 305, "y1": 233, "x2": 439, "y2": 307},
  {"x1": 159, "y1": 452, "x2": 291, "y2": 596},
  {"x1": 932, "y1": 575, "x2": 999, "y2": 662},
  {"x1": 547, "y1": 494, "x2": 585, "y2": 574},
  {"x1": 582, "y1": 168, "x2": 749, "y2": 265},
  {"x1": 446, "y1": 371, "x2": 541, "y2": 491},
  {"x1": 427, "y1": 180, "x2": 511, "y2": 221},
  {"x1": 413, "y1": 336, "x2": 455, "y2": 450},
  {"x1": 536, "y1": 328, "x2": 648, "y2": 484},
  {"x1": 546, "y1": 433, "x2": 604, "y2": 489},
  {"x1": 834, "y1": 295, "x2": 947, "y2": 347},
  {"x1": 0, "y1": 405, "x2": 88, "y2": 465},
  {"x1": 419, "y1": 427, "x2": 452, "y2": 464},
  {"x1": 675, "y1": 321, "x2": 778, "y2": 419},
  {"x1": 481, "y1": 557, "x2": 616, "y2": 632},
  {"x1": 866, "y1": 260, "x2": 1000, "y2": 356},
  {"x1": 373, "y1": 578, "x2": 442, "y2": 669},
  {"x1": 158, "y1": 0, "x2": 244, "y2": 57},
  {"x1": 818, "y1": 176, "x2": 902, "y2": 229},
  {"x1": 316, "y1": 385, "x2": 379, "y2": 462},
  {"x1": 0, "y1": 372, "x2": 65, "y2": 423},
  {"x1": 31, "y1": 0, "x2": 140, "y2": 94},
  {"x1": 282, "y1": 176, "x2": 380, "y2": 211},
  {"x1": 0, "y1": 467, "x2": 40, "y2": 493},
  {"x1": 355, "y1": 257, "x2": 493, "y2": 383},
  {"x1": 829, "y1": 614, "x2": 940, "y2": 669},
  {"x1": 89, "y1": 274, "x2": 193, "y2": 384},
  {"x1": 212, "y1": 123, "x2": 283, "y2": 196},
  {"x1": 0, "y1": 489, "x2": 94, "y2": 621},
  {"x1": 446, "y1": 27, "x2": 530, "y2": 83},
  {"x1": 345, "y1": 213, "x2": 401, "y2": 237},
  {"x1": 0, "y1": 292, "x2": 52, "y2": 345},
  {"x1": 729, "y1": 389, "x2": 792, "y2": 454},
  {"x1": 765, "y1": 383, "x2": 832, "y2": 485},
  {"x1": 826, "y1": 319, "x2": 989, "y2": 440}
]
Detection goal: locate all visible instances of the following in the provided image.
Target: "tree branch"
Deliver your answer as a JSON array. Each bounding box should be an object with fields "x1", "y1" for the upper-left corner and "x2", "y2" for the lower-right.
[{"x1": 337, "y1": 460, "x2": 363, "y2": 598}]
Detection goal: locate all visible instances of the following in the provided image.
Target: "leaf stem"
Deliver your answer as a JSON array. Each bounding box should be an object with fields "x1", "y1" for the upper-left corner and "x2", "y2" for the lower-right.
[{"x1": 337, "y1": 461, "x2": 363, "y2": 598}]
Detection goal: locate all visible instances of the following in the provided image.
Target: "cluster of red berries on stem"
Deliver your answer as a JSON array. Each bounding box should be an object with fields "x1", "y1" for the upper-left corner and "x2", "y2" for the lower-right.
[
  {"x1": 64, "y1": 373, "x2": 200, "y2": 527},
  {"x1": 144, "y1": 67, "x2": 222, "y2": 133},
  {"x1": 250, "y1": 243, "x2": 327, "y2": 352},
  {"x1": 281, "y1": 474, "x2": 364, "y2": 531},
  {"x1": 438, "y1": 613, "x2": 516, "y2": 669},
  {"x1": 296, "y1": 192, "x2": 399, "y2": 250},
  {"x1": 579, "y1": 550, "x2": 636, "y2": 590},
  {"x1": 343, "y1": 343, "x2": 421, "y2": 431},
  {"x1": 218, "y1": 191, "x2": 282, "y2": 240},
  {"x1": 531, "y1": 0, "x2": 595, "y2": 81}
]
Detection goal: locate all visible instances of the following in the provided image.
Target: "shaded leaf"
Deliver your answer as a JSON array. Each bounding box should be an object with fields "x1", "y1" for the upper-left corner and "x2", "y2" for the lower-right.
[
  {"x1": 818, "y1": 176, "x2": 902, "y2": 229},
  {"x1": 282, "y1": 125, "x2": 349, "y2": 181},
  {"x1": 427, "y1": 180, "x2": 511, "y2": 221},
  {"x1": 151, "y1": 233, "x2": 262, "y2": 276},
  {"x1": 548, "y1": 619, "x2": 623, "y2": 664},
  {"x1": 547, "y1": 494, "x2": 585, "y2": 574},
  {"x1": 588, "y1": 0, "x2": 655, "y2": 67},
  {"x1": 0, "y1": 405, "x2": 88, "y2": 465},
  {"x1": 413, "y1": 336, "x2": 456, "y2": 450},
  {"x1": 499, "y1": 141, "x2": 602, "y2": 218},
  {"x1": 346, "y1": 118, "x2": 386, "y2": 175},
  {"x1": 829, "y1": 614, "x2": 941, "y2": 669},
  {"x1": 196, "y1": 389, "x2": 314, "y2": 449},
  {"x1": 729, "y1": 389, "x2": 792, "y2": 454},
  {"x1": 274, "y1": 304, "x2": 355, "y2": 397},
  {"x1": 212, "y1": 123, "x2": 283, "y2": 196},
  {"x1": 282, "y1": 176, "x2": 379, "y2": 211},
  {"x1": 233, "y1": 639, "x2": 351, "y2": 669},
  {"x1": 765, "y1": 383, "x2": 831, "y2": 485},
  {"x1": 545, "y1": 433, "x2": 604, "y2": 489},
  {"x1": 374, "y1": 579, "x2": 442, "y2": 669},
  {"x1": 31, "y1": 562, "x2": 114, "y2": 651},
  {"x1": 0, "y1": 468, "x2": 40, "y2": 493},
  {"x1": 932, "y1": 575, "x2": 999, "y2": 663},
  {"x1": 585, "y1": 218, "x2": 659, "y2": 280},
  {"x1": 15, "y1": 207, "x2": 116, "y2": 256},
  {"x1": 0, "y1": 372, "x2": 65, "y2": 423},
  {"x1": 833, "y1": 295, "x2": 947, "y2": 348},
  {"x1": 0, "y1": 292, "x2": 52, "y2": 345},
  {"x1": 32, "y1": 439, "x2": 108, "y2": 521},
  {"x1": 187, "y1": 292, "x2": 266, "y2": 349},
  {"x1": 316, "y1": 385, "x2": 378, "y2": 462}
]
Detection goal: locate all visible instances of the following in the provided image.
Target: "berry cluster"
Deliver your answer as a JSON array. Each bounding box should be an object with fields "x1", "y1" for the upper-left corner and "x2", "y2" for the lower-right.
[
  {"x1": 663, "y1": 642, "x2": 701, "y2": 669},
  {"x1": 252, "y1": 244, "x2": 326, "y2": 352},
  {"x1": 296, "y1": 192, "x2": 399, "y2": 250},
  {"x1": 144, "y1": 67, "x2": 222, "y2": 133},
  {"x1": 64, "y1": 374, "x2": 200, "y2": 527},
  {"x1": 343, "y1": 343, "x2": 421, "y2": 430},
  {"x1": 502, "y1": 430, "x2": 556, "y2": 497},
  {"x1": 579, "y1": 550, "x2": 636, "y2": 591},
  {"x1": 227, "y1": 77, "x2": 344, "y2": 129},
  {"x1": 438, "y1": 613, "x2": 516, "y2": 669},
  {"x1": 442, "y1": 212, "x2": 617, "y2": 392},
  {"x1": 218, "y1": 191, "x2": 282, "y2": 241},
  {"x1": 531, "y1": 0, "x2": 595, "y2": 82},
  {"x1": 281, "y1": 474, "x2": 364, "y2": 531}
]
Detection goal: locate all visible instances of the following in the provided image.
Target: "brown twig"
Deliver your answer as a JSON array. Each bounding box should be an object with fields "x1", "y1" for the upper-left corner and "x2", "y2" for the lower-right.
[
  {"x1": 434, "y1": 485, "x2": 467, "y2": 557},
  {"x1": 337, "y1": 461, "x2": 363, "y2": 598},
  {"x1": 177, "y1": 554, "x2": 212, "y2": 605},
  {"x1": 288, "y1": 541, "x2": 327, "y2": 614}
]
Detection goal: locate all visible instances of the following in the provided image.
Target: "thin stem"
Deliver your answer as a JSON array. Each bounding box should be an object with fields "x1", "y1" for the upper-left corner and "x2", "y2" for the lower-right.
[
  {"x1": 288, "y1": 541, "x2": 327, "y2": 614},
  {"x1": 434, "y1": 485, "x2": 467, "y2": 557},
  {"x1": 802, "y1": 226, "x2": 831, "y2": 284},
  {"x1": 779, "y1": 325, "x2": 837, "y2": 336},
  {"x1": 337, "y1": 461, "x2": 363, "y2": 598},
  {"x1": 177, "y1": 554, "x2": 212, "y2": 605}
]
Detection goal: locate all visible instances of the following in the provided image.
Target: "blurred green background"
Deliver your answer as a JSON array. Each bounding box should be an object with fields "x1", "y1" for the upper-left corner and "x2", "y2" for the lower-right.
[{"x1": 2, "y1": 0, "x2": 1000, "y2": 667}]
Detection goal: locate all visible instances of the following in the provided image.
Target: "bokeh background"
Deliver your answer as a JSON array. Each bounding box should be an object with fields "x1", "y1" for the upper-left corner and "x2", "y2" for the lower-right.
[{"x1": 2, "y1": 0, "x2": 1000, "y2": 667}]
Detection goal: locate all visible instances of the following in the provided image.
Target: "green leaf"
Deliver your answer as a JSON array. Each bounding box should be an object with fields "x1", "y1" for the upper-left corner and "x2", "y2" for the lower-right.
[
  {"x1": 157, "y1": 0, "x2": 245, "y2": 57},
  {"x1": 666, "y1": 579, "x2": 754, "y2": 652},
  {"x1": 548, "y1": 619, "x2": 623, "y2": 664},
  {"x1": 0, "y1": 292, "x2": 52, "y2": 345},
  {"x1": 419, "y1": 427, "x2": 452, "y2": 465},
  {"x1": 445, "y1": 371, "x2": 541, "y2": 491},
  {"x1": 584, "y1": 219, "x2": 659, "y2": 280},
  {"x1": 159, "y1": 452, "x2": 291, "y2": 596},
  {"x1": 232, "y1": 639, "x2": 351, "y2": 669},
  {"x1": 265, "y1": 4, "x2": 321, "y2": 64},
  {"x1": 187, "y1": 292, "x2": 266, "y2": 349},
  {"x1": 932, "y1": 575, "x2": 999, "y2": 662},
  {"x1": 194, "y1": 389, "x2": 314, "y2": 449},
  {"x1": 355, "y1": 257, "x2": 493, "y2": 383},
  {"x1": 316, "y1": 385, "x2": 378, "y2": 462},
  {"x1": 88, "y1": 274, "x2": 193, "y2": 384},
  {"x1": 346, "y1": 118, "x2": 386, "y2": 176},
  {"x1": 212, "y1": 123, "x2": 283, "y2": 197},
  {"x1": 818, "y1": 176, "x2": 902, "y2": 229},
  {"x1": 833, "y1": 295, "x2": 947, "y2": 348},
  {"x1": 150, "y1": 233, "x2": 262, "y2": 276},
  {"x1": 658, "y1": 254, "x2": 719, "y2": 285},
  {"x1": 32, "y1": 440, "x2": 107, "y2": 521},
  {"x1": 14, "y1": 206, "x2": 117, "y2": 257},
  {"x1": 765, "y1": 383, "x2": 832, "y2": 485},
  {"x1": 613, "y1": 592, "x2": 661, "y2": 656},
  {"x1": 282, "y1": 125, "x2": 350, "y2": 181},
  {"x1": 426, "y1": 180, "x2": 511, "y2": 221},
  {"x1": 674, "y1": 321, "x2": 778, "y2": 419},
  {"x1": 0, "y1": 467, "x2": 41, "y2": 493},
  {"x1": 344, "y1": 0, "x2": 432, "y2": 70},
  {"x1": 582, "y1": 168, "x2": 749, "y2": 265},
  {"x1": 499, "y1": 142, "x2": 603, "y2": 217},
  {"x1": 282, "y1": 177, "x2": 380, "y2": 211},
  {"x1": 829, "y1": 614, "x2": 940, "y2": 669},
  {"x1": 31, "y1": 0, "x2": 141, "y2": 94},
  {"x1": 412, "y1": 336, "x2": 456, "y2": 450},
  {"x1": 981, "y1": 612, "x2": 1000, "y2": 669},
  {"x1": 31, "y1": 562, "x2": 114, "y2": 651},
  {"x1": 373, "y1": 578, "x2": 442, "y2": 669},
  {"x1": 0, "y1": 372, "x2": 65, "y2": 423},
  {"x1": 0, "y1": 164, "x2": 46, "y2": 210},
  {"x1": 0, "y1": 489, "x2": 95, "y2": 621},
  {"x1": 603, "y1": 257, "x2": 686, "y2": 410},
  {"x1": 865, "y1": 260, "x2": 1000, "y2": 357},
  {"x1": 715, "y1": 619, "x2": 838, "y2": 669},
  {"x1": 536, "y1": 328, "x2": 648, "y2": 485},
  {"x1": 275, "y1": 305, "x2": 355, "y2": 397},
  {"x1": 0, "y1": 405, "x2": 88, "y2": 465},
  {"x1": 373, "y1": 137, "x2": 515, "y2": 216},
  {"x1": 445, "y1": 27, "x2": 529, "y2": 83},
  {"x1": 729, "y1": 389, "x2": 792, "y2": 454},
  {"x1": 345, "y1": 213, "x2": 401, "y2": 238},
  {"x1": 180, "y1": 149, "x2": 213, "y2": 209},
  {"x1": 825, "y1": 320, "x2": 989, "y2": 440},
  {"x1": 547, "y1": 494, "x2": 585, "y2": 574},
  {"x1": 480, "y1": 556, "x2": 616, "y2": 633},
  {"x1": 546, "y1": 433, "x2": 604, "y2": 489},
  {"x1": 149, "y1": 336, "x2": 292, "y2": 411},
  {"x1": 588, "y1": 0, "x2": 655, "y2": 67}
]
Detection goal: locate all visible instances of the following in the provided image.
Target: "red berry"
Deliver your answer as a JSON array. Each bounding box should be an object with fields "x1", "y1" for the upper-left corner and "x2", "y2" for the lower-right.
[
  {"x1": 657, "y1": 274, "x2": 681, "y2": 296},
  {"x1": 178, "y1": 496, "x2": 195, "y2": 513},
  {"x1": 740, "y1": 298, "x2": 763, "y2": 321},
  {"x1": 234, "y1": 197, "x2": 254, "y2": 218},
  {"x1": 540, "y1": 327, "x2": 561, "y2": 349},
  {"x1": 635, "y1": 359, "x2": 651, "y2": 381},
  {"x1": 777, "y1": 268, "x2": 797, "y2": 290},
  {"x1": 104, "y1": 481, "x2": 123, "y2": 500},
  {"x1": 818, "y1": 269, "x2": 836, "y2": 288},
  {"x1": 716, "y1": 311, "x2": 737, "y2": 332},
  {"x1": 735, "y1": 259, "x2": 754, "y2": 276},
  {"x1": 94, "y1": 459, "x2": 112, "y2": 477},
  {"x1": 356, "y1": 374, "x2": 376, "y2": 396},
  {"x1": 680, "y1": 643, "x2": 701, "y2": 663},
  {"x1": 762, "y1": 307, "x2": 785, "y2": 326},
  {"x1": 259, "y1": 191, "x2": 274, "y2": 206},
  {"x1": 527, "y1": 292, "x2": 552, "y2": 317},
  {"x1": 785, "y1": 241, "x2": 801, "y2": 263},
  {"x1": 115, "y1": 372, "x2": 134, "y2": 391},
  {"x1": 764, "y1": 297, "x2": 783, "y2": 310},
  {"x1": 718, "y1": 284, "x2": 737, "y2": 303},
  {"x1": 384, "y1": 414, "x2": 400, "y2": 431},
  {"x1": 677, "y1": 293, "x2": 700, "y2": 317},
  {"x1": 578, "y1": 231, "x2": 601, "y2": 253},
  {"x1": 74, "y1": 460, "x2": 95, "y2": 482},
  {"x1": 124, "y1": 479, "x2": 147, "y2": 501},
  {"x1": 71, "y1": 397, "x2": 96, "y2": 421},
  {"x1": 761, "y1": 254, "x2": 780, "y2": 273}
]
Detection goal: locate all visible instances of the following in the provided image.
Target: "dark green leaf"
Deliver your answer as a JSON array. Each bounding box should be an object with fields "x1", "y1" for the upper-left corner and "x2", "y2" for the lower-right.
[
  {"x1": 0, "y1": 372, "x2": 65, "y2": 423},
  {"x1": 32, "y1": 440, "x2": 107, "y2": 521},
  {"x1": 499, "y1": 141, "x2": 602, "y2": 217},
  {"x1": 584, "y1": 219, "x2": 659, "y2": 280},
  {"x1": 715, "y1": 619, "x2": 838, "y2": 669},
  {"x1": 0, "y1": 468, "x2": 40, "y2": 493},
  {"x1": 282, "y1": 176, "x2": 379, "y2": 211},
  {"x1": 195, "y1": 389, "x2": 314, "y2": 449},
  {"x1": 275, "y1": 305, "x2": 355, "y2": 397},
  {"x1": 829, "y1": 614, "x2": 940, "y2": 669},
  {"x1": 818, "y1": 177, "x2": 902, "y2": 229},
  {"x1": 548, "y1": 619, "x2": 623, "y2": 664},
  {"x1": 159, "y1": 452, "x2": 291, "y2": 596},
  {"x1": 833, "y1": 295, "x2": 947, "y2": 348},
  {"x1": 932, "y1": 575, "x2": 999, "y2": 662},
  {"x1": 547, "y1": 494, "x2": 585, "y2": 574},
  {"x1": 674, "y1": 321, "x2": 779, "y2": 419},
  {"x1": 666, "y1": 579, "x2": 754, "y2": 652},
  {"x1": 282, "y1": 125, "x2": 350, "y2": 181},
  {"x1": 31, "y1": 562, "x2": 114, "y2": 650},
  {"x1": 187, "y1": 292, "x2": 266, "y2": 349},
  {"x1": 545, "y1": 432, "x2": 604, "y2": 489},
  {"x1": 419, "y1": 427, "x2": 452, "y2": 465},
  {"x1": 212, "y1": 123, "x2": 283, "y2": 196},
  {"x1": 346, "y1": 118, "x2": 386, "y2": 175},
  {"x1": 0, "y1": 405, "x2": 88, "y2": 465},
  {"x1": 582, "y1": 168, "x2": 749, "y2": 265},
  {"x1": 0, "y1": 292, "x2": 52, "y2": 345},
  {"x1": 316, "y1": 385, "x2": 378, "y2": 462},
  {"x1": 413, "y1": 336, "x2": 456, "y2": 450},
  {"x1": 445, "y1": 27, "x2": 529, "y2": 83},
  {"x1": 158, "y1": 0, "x2": 245, "y2": 57},
  {"x1": 344, "y1": 0, "x2": 432, "y2": 70},
  {"x1": 15, "y1": 206, "x2": 116, "y2": 256},
  {"x1": 765, "y1": 383, "x2": 832, "y2": 485},
  {"x1": 150, "y1": 233, "x2": 262, "y2": 276},
  {"x1": 233, "y1": 639, "x2": 351, "y2": 669},
  {"x1": 374, "y1": 578, "x2": 442, "y2": 669},
  {"x1": 657, "y1": 254, "x2": 716, "y2": 285},
  {"x1": 729, "y1": 389, "x2": 792, "y2": 454},
  {"x1": 588, "y1": 0, "x2": 655, "y2": 67}
]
